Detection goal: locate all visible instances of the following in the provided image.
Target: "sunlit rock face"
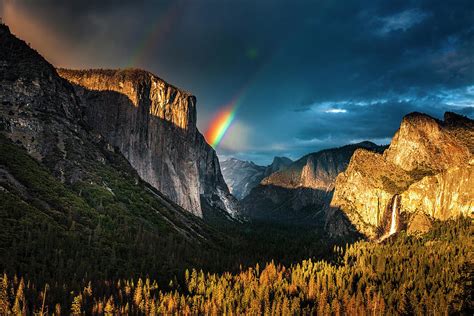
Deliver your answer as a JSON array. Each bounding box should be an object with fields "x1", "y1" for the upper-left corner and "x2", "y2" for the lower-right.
[
  {"x1": 58, "y1": 69, "x2": 236, "y2": 217},
  {"x1": 57, "y1": 69, "x2": 196, "y2": 132},
  {"x1": 407, "y1": 212, "x2": 432, "y2": 235},
  {"x1": 384, "y1": 112, "x2": 471, "y2": 172},
  {"x1": 401, "y1": 161, "x2": 474, "y2": 220},
  {"x1": 330, "y1": 149, "x2": 410, "y2": 238},
  {"x1": 331, "y1": 112, "x2": 473, "y2": 238}
]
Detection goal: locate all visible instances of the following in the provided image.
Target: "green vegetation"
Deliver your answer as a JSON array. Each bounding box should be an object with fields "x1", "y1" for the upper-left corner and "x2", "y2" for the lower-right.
[
  {"x1": 0, "y1": 134, "x2": 227, "y2": 286},
  {"x1": 0, "y1": 218, "x2": 471, "y2": 315}
]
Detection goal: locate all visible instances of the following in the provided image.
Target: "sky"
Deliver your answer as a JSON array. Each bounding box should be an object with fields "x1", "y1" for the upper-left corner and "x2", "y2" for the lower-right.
[{"x1": 1, "y1": 0, "x2": 473, "y2": 165}]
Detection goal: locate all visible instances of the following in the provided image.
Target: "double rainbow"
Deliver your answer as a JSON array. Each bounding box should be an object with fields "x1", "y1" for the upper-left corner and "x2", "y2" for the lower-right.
[{"x1": 127, "y1": 2, "x2": 182, "y2": 67}]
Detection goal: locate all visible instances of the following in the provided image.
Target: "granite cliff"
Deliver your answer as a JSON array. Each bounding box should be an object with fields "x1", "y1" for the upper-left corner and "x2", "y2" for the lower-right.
[
  {"x1": 0, "y1": 24, "x2": 246, "y2": 283},
  {"x1": 331, "y1": 112, "x2": 473, "y2": 238},
  {"x1": 0, "y1": 23, "x2": 216, "y2": 242},
  {"x1": 57, "y1": 69, "x2": 237, "y2": 218},
  {"x1": 0, "y1": 22, "x2": 236, "y2": 219},
  {"x1": 221, "y1": 156, "x2": 292, "y2": 200}
]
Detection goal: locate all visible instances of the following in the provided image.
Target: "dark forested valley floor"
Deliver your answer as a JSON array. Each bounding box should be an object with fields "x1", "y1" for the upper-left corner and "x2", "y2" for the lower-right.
[{"x1": 0, "y1": 216, "x2": 471, "y2": 315}]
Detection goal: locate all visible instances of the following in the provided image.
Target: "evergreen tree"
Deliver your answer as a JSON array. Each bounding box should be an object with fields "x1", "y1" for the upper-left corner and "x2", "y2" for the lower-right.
[
  {"x1": 104, "y1": 295, "x2": 115, "y2": 315},
  {"x1": 0, "y1": 274, "x2": 10, "y2": 315},
  {"x1": 134, "y1": 278, "x2": 143, "y2": 310},
  {"x1": 54, "y1": 303, "x2": 61, "y2": 316},
  {"x1": 71, "y1": 294, "x2": 82, "y2": 315},
  {"x1": 12, "y1": 278, "x2": 25, "y2": 315}
]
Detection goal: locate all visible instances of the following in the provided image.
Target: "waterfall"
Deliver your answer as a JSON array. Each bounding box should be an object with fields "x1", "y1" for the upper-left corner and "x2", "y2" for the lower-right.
[
  {"x1": 378, "y1": 195, "x2": 400, "y2": 242},
  {"x1": 388, "y1": 195, "x2": 399, "y2": 236}
]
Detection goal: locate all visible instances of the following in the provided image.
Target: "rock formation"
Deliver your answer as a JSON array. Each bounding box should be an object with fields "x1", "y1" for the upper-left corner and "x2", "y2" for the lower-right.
[
  {"x1": 401, "y1": 160, "x2": 473, "y2": 220},
  {"x1": 261, "y1": 142, "x2": 383, "y2": 191},
  {"x1": 0, "y1": 22, "x2": 208, "y2": 232},
  {"x1": 221, "y1": 156, "x2": 292, "y2": 200},
  {"x1": 57, "y1": 69, "x2": 237, "y2": 218},
  {"x1": 384, "y1": 112, "x2": 471, "y2": 172},
  {"x1": 0, "y1": 23, "x2": 233, "y2": 281},
  {"x1": 331, "y1": 112, "x2": 473, "y2": 238},
  {"x1": 0, "y1": 22, "x2": 235, "y2": 219}
]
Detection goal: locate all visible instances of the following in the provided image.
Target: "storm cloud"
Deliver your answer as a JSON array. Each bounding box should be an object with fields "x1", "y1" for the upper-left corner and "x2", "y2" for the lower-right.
[{"x1": 1, "y1": 0, "x2": 473, "y2": 164}]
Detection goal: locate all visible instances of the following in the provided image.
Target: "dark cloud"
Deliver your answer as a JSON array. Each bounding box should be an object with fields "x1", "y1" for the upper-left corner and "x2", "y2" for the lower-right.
[{"x1": 1, "y1": 0, "x2": 472, "y2": 165}]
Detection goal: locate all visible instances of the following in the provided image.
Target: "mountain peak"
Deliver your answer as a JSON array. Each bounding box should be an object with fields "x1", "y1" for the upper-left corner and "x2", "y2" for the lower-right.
[
  {"x1": 444, "y1": 111, "x2": 474, "y2": 127},
  {"x1": 220, "y1": 156, "x2": 293, "y2": 200},
  {"x1": 0, "y1": 22, "x2": 57, "y2": 83},
  {"x1": 264, "y1": 156, "x2": 292, "y2": 177},
  {"x1": 271, "y1": 156, "x2": 292, "y2": 165},
  {"x1": 352, "y1": 140, "x2": 377, "y2": 148},
  {"x1": 259, "y1": 142, "x2": 385, "y2": 191},
  {"x1": 385, "y1": 111, "x2": 471, "y2": 172}
]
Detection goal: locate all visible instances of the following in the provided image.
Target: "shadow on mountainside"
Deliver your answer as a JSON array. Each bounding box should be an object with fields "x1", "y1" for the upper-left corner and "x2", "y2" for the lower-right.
[
  {"x1": 242, "y1": 184, "x2": 362, "y2": 235},
  {"x1": 241, "y1": 184, "x2": 331, "y2": 223},
  {"x1": 206, "y1": 183, "x2": 365, "y2": 268}
]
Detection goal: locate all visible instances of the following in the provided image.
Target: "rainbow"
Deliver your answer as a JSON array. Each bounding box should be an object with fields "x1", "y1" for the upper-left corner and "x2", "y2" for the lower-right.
[
  {"x1": 204, "y1": 60, "x2": 270, "y2": 149},
  {"x1": 204, "y1": 98, "x2": 240, "y2": 148},
  {"x1": 127, "y1": 2, "x2": 181, "y2": 67}
]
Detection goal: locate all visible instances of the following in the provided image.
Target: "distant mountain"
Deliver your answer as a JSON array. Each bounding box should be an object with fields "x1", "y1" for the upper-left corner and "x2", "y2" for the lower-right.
[
  {"x1": 221, "y1": 156, "x2": 292, "y2": 199},
  {"x1": 263, "y1": 156, "x2": 293, "y2": 177},
  {"x1": 331, "y1": 112, "x2": 474, "y2": 238},
  {"x1": 221, "y1": 159, "x2": 265, "y2": 200},
  {"x1": 241, "y1": 142, "x2": 386, "y2": 224}
]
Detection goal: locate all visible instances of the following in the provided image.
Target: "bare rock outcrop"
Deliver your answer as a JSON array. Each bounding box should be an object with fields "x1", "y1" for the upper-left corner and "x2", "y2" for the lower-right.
[
  {"x1": 407, "y1": 212, "x2": 432, "y2": 235},
  {"x1": 401, "y1": 160, "x2": 473, "y2": 220},
  {"x1": 331, "y1": 112, "x2": 473, "y2": 238},
  {"x1": 384, "y1": 112, "x2": 471, "y2": 172},
  {"x1": 261, "y1": 142, "x2": 383, "y2": 191}
]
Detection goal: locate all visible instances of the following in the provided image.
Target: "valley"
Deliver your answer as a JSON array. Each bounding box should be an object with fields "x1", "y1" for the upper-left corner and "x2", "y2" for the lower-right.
[{"x1": 0, "y1": 16, "x2": 473, "y2": 315}]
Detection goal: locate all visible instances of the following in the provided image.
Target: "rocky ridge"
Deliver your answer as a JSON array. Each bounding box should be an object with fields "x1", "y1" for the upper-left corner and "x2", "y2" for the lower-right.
[
  {"x1": 261, "y1": 141, "x2": 383, "y2": 191},
  {"x1": 331, "y1": 112, "x2": 473, "y2": 238}
]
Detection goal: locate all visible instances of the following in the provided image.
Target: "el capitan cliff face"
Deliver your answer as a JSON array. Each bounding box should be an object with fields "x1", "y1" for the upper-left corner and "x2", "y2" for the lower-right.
[
  {"x1": 331, "y1": 112, "x2": 473, "y2": 238},
  {"x1": 57, "y1": 69, "x2": 236, "y2": 218}
]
